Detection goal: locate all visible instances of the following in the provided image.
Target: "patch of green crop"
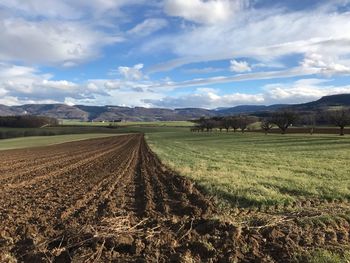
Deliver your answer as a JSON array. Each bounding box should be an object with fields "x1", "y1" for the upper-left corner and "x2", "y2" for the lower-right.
[{"x1": 145, "y1": 130, "x2": 350, "y2": 207}]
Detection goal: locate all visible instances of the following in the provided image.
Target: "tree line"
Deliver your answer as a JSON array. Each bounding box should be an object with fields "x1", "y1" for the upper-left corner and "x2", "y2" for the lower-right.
[
  {"x1": 0, "y1": 115, "x2": 59, "y2": 128},
  {"x1": 191, "y1": 108, "x2": 350, "y2": 135}
]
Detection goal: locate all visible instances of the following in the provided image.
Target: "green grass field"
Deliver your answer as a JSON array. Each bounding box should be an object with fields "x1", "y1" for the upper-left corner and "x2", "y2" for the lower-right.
[
  {"x1": 146, "y1": 130, "x2": 350, "y2": 207},
  {"x1": 0, "y1": 133, "x2": 120, "y2": 151},
  {"x1": 62, "y1": 120, "x2": 193, "y2": 127}
]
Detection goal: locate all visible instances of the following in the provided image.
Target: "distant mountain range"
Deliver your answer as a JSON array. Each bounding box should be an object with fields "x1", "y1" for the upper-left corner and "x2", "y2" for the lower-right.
[{"x1": 1, "y1": 94, "x2": 350, "y2": 121}]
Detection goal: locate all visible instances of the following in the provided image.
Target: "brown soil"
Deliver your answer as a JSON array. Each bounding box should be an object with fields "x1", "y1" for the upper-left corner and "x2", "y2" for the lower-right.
[{"x1": 1, "y1": 134, "x2": 349, "y2": 262}]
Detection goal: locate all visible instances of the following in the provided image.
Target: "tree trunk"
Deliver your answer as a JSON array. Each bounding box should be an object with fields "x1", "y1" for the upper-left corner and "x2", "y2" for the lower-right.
[
  {"x1": 310, "y1": 127, "x2": 314, "y2": 135},
  {"x1": 340, "y1": 126, "x2": 345, "y2": 136}
]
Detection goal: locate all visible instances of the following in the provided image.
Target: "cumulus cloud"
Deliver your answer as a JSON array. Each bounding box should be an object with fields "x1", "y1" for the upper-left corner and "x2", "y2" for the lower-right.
[
  {"x1": 144, "y1": 91, "x2": 263, "y2": 108},
  {"x1": 144, "y1": 78, "x2": 350, "y2": 109},
  {"x1": 118, "y1": 64, "x2": 145, "y2": 80},
  {"x1": 301, "y1": 53, "x2": 350, "y2": 76},
  {"x1": 230, "y1": 59, "x2": 251, "y2": 72},
  {"x1": 263, "y1": 79, "x2": 350, "y2": 104},
  {"x1": 0, "y1": 0, "x2": 151, "y2": 66},
  {"x1": 0, "y1": 63, "x2": 109, "y2": 105},
  {"x1": 164, "y1": 0, "x2": 249, "y2": 24},
  {"x1": 128, "y1": 18, "x2": 168, "y2": 37},
  {"x1": 0, "y1": 18, "x2": 123, "y2": 66}
]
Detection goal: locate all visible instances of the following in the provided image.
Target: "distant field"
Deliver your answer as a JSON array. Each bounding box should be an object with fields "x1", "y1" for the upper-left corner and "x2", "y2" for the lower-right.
[
  {"x1": 61, "y1": 120, "x2": 194, "y2": 127},
  {"x1": 0, "y1": 126, "x2": 122, "y2": 140},
  {"x1": 0, "y1": 133, "x2": 120, "y2": 151},
  {"x1": 146, "y1": 130, "x2": 350, "y2": 207}
]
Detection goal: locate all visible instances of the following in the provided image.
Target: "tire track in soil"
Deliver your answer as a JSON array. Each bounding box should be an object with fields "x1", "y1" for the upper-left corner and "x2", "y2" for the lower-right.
[{"x1": 1, "y1": 134, "x2": 350, "y2": 263}]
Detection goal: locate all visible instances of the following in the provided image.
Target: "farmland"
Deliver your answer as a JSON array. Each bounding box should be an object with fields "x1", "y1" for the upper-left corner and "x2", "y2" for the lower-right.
[
  {"x1": 0, "y1": 126, "x2": 122, "y2": 140},
  {"x1": 146, "y1": 131, "x2": 350, "y2": 207},
  {"x1": 62, "y1": 120, "x2": 194, "y2": 127},
  {"x1": 1, "y1": 129, "x2": 350, "y2": 262},
  {"x1": 0, "y1": 133, "x2": 122, "y2": 151}
]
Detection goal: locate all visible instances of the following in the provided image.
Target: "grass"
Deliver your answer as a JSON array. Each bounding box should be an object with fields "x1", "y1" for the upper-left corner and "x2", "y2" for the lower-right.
[
  {"x1": 0, "y1": 133, "x2": 120, "y2": 151},
  {"x1": 0, "y1": 126, "x2": 122, "y2": 140},
  {"x1": 294, "y1": 249, "x2": 350, "y2": 263},
  {"x1": 145, "y1": 130, "x2": 350, "y2": 207},
  {"x1": 61, "y1": 120, "x2": 194, "y2": 127}
]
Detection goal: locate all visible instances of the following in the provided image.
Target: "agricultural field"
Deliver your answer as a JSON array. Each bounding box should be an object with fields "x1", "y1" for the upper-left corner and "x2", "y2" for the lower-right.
[
  {"x1": 62, "y1": 120, "x2": 194, "y2": 127},
  {"x1": 1, "y1": 129, "x2": 350, "y2": 262},
  {"x1": 0, "y1": 133, "x2": 122, "y2": 151},
  {"x1": 146, "y1": 131, "x2": 350, "y2": 207},
  {"x1": 0, "y1": 126, "x2": 123, "y2": 140}
]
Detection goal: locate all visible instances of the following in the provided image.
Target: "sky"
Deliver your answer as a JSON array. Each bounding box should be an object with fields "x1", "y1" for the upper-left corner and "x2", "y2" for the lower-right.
[{"x1": 1, "y1": 0, "x2": 350, "y2": 109}]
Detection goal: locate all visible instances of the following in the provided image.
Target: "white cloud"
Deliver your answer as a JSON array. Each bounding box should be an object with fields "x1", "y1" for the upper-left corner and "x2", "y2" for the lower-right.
[
  {"x1": 148, "y1": 4, "x2": 350, "y2": 73},
  {"x1": 144, "y1": 78, "x2": 350, "y2": 109},
  {"x1": 0, "y1": 18, "x2": 123, "y2": 65},
  {"x1": 0, "y1": 0, "x2": 154, "y2": 66},
  {"x1": 128, "y1": 18, "x2": 168, "y2": 37},
  {"x1": 164, "y1": 0, "x2": 249, "y2": 24},
  {"x1": 0, "y1": 63, "x2": 110, "y2": 105},
  {"x1": 230, "y1": 59, "x2": 251, "y2": 72},
  {"x1": 183, "y1": 67, "x2": 225, "y2": 74},
  {"x1": 301, "y1": 53, "x2": 350, "y2": 76},
  {"x1": 144, "y1": 91, "x2": 263, "y2": 109},
  {"x1": 118, "y1": 64, "x2": 145, "y2": 80},
  {"x1": 263, "y1": 79, "x2": 350, "y2": 104},
  {"x1": 1, "y1": 61, "x2": 349, "y2": 108},
  {"x1": 149, "y1": 67, "x2": 320, "y2": 89},
  {"x1": 0, "y1": 0, "x2": 147, "y2": 20},
  {"x1": 63, "y1": 84, "x2": 163, "y2": 108}
]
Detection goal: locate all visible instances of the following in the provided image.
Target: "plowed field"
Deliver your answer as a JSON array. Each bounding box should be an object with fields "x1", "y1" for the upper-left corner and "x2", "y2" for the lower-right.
[{"x1": 1, "y1": 134, "x2": 350, "y2": 262}]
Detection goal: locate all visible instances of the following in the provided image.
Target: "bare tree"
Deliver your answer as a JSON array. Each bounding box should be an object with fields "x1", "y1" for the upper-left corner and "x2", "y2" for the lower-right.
[
  {"x1": 230, "y1": 117, "x2": 240, "y2": 132},
  {"x1": 260, "y1": 118, "x2": 274, "y2": 135},
  {"x1": 271, "y1": 110, "x2": 299, "y2": 134},
  {"x1": 328, "y1": 109, "x2": 350, "y2": 136},
  {"x1": 222, "y1": 117, "x2": 231, "y2": 132},
  {"x1": 304, "y1": 114, "x2": 316, "y2": 135},
  {"x1": 212, "y1": 117, "x2": 224, "y2": 132},
  {"x1": 238, "y1": 115, "x2": 256, "y2": 133}
]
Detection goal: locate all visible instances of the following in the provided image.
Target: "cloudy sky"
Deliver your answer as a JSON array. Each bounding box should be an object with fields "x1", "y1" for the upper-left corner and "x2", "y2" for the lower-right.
[{"x1": 1, "y1": 0, "x2": 350, "y2": 108}]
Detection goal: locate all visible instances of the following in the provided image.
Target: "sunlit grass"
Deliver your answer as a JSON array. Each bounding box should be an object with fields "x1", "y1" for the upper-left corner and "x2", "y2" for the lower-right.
[{"x1": 146, "y1": 131, "x2": 350, "y2": 207}]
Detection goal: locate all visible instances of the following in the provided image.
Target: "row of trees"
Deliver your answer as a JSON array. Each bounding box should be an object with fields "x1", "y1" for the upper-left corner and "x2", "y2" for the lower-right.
[
  {"x1": 191, "y1": 109, "x2": 350, "y2": 135},
  {"x1": 191, "y1": 115, "x2": 258, "y2": 133},
  {"x1": 0, "y1": 116, "x2": 59, "y2": 128}
]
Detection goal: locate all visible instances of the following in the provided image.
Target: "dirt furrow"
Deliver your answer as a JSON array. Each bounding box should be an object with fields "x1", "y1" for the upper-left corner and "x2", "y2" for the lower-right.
[
  {"x1": 0, "y1": 136, "x2": 131, "y2": 187},
  {"x1": 1, "y1": 134, "x2": 350, "y2": 263}
]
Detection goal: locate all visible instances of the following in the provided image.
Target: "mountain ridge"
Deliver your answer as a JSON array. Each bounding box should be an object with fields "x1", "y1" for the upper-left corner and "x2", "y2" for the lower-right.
[{"x1": 0, "y1": 94, "x2": 349, "y2": 121}]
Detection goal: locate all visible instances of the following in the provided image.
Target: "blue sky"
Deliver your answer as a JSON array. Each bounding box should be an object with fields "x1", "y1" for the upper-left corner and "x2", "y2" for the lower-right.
[{"x1": 1, "y1": 0, "x2": 350, "y2": 108}]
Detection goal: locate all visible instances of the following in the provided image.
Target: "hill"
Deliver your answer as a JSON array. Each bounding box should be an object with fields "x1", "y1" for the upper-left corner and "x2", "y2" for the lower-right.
[
  {"x1": 291, "y1": 94, "x2": 350, "y2": 110},
  {"x1": 0, "y1": 94, "x2": 349, "y2": 121}
]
